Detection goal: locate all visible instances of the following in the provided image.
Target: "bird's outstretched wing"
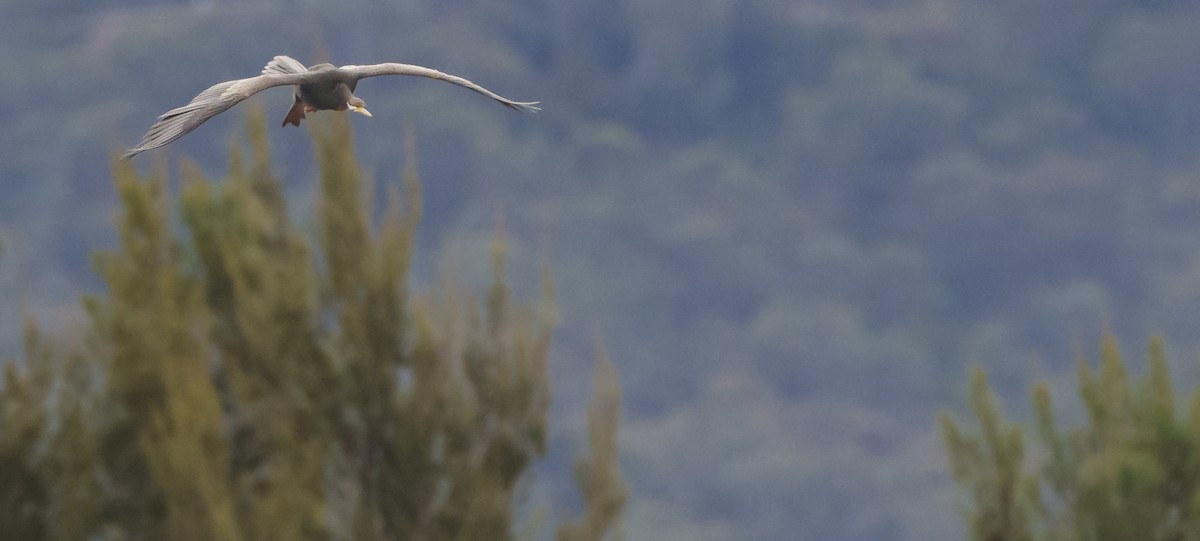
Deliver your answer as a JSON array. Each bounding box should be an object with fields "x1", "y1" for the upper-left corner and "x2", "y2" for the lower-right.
[
  {"x1": 122, "y1": 69, "x2": 319, "y2": 159},
  {"x1": 338, "y1": 63, "x2": 541, "y2": 113}
]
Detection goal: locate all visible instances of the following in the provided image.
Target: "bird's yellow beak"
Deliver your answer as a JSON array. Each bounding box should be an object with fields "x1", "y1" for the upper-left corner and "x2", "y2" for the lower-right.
[{"x1": 350, "y1": 104, "x2": 373, "y2": 117}]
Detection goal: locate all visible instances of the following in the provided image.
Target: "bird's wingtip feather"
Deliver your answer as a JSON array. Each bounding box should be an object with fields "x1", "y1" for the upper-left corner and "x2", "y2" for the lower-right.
[{"x1": 510, "y1": 101, "x2": 541, "y2": 113}]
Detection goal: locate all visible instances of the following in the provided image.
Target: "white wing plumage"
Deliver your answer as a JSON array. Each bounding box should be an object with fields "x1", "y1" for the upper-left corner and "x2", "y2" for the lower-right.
[
  {"x1": 339, "y1": 63, "x2": 541, "y2": 112},
  {"x1": 123, "y1": 74, "x2": 302, "y2": 159},
  {"x1": 124, "y1": 56, "x2": 539, "y2": 159}
]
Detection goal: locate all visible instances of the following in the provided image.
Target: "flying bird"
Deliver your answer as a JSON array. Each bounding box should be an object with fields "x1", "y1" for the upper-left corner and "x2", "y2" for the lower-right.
[{"x1": 123, "y1": 55, "x2": 540, "y2": 159}]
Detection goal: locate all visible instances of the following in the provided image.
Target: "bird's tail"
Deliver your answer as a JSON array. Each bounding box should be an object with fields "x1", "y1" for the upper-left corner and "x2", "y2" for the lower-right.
[{"x1": 263, "y1": 55, "x2": 307, "y2": 76}]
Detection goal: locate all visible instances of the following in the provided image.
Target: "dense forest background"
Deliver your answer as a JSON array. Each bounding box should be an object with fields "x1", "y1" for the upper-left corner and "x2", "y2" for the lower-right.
[{"x1": 3, "y1": 0, "x2": 1200, "y2": 539}]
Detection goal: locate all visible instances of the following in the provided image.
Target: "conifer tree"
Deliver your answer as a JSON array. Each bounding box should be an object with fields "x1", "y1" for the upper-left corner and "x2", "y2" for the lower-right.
[
  {"x1": 179, "y1": 111, "x2": 332, "y2": 541},
  {"x1": 0, "y1": 110, "x2": 626, "y2": 540},
  {"x1": 0, "y1": 326, "x2": 51, "y2": 540},
  {"x1": 93, "y1": 157, "x2": 241, "y2": 541},
  {"x1": 939, "y1": 366, "x2": 1035, "y2": 541},
  {"x1": 942, "y1": 335, "x2": 1200, "y2": 541},
  {"x1": 557, "y1": 342, "x2": 629, "y2": 541}
]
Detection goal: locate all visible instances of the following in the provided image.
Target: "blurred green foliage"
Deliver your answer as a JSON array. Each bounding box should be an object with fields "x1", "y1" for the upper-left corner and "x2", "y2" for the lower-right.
[
  {"x1": 941, "y1": 336, "x2": 1200, "y2": 540},
  {"x1": 0, "y1": 113, "x2": 625, "y2": 541},
  {"x1": 557, "y1": 343, "x2": 628, "y2": 541}
]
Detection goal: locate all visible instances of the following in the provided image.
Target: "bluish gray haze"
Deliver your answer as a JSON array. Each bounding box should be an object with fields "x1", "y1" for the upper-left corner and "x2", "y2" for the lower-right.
[{"x1": 3, "y1": 1, "x2": 1200, "y2": 539}]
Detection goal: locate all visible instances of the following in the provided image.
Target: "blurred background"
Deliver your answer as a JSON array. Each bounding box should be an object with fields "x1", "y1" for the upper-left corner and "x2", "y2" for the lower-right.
[{"x1": 4, "y1": 0, "x2": 1200, "y2": 539}]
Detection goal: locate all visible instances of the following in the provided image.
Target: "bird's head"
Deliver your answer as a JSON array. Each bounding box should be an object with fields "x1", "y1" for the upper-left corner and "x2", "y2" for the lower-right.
[{"x1": 348, "y1": 97, "x2": 372, "y2": 117}]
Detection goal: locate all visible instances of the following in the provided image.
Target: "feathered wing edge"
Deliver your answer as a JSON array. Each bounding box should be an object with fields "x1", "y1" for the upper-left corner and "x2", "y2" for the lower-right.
[
  {"x1": 339, "y1": 62, "x2": 541, "y2": 113},
  {"x1": 123, "y1": 57, "x2": 541, "y2": 159},
  {"x1": 122, "y1": 80, "x2": 239, "y2": 159},
  {"x1": 122, "y1": 58, "x2": 316, "y2": 159}
]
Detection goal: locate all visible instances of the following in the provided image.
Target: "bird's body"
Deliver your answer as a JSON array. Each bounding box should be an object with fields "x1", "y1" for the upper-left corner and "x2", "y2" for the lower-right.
[
  {"x1": 298, "y1": 77, "x2": 356, "y2": 110},
  {"x1": 276, "y1": 60, "x2": 364, "y2": 127},
  {"x1": 123, "y1": 55, "x2": 539, "y2": 159}
]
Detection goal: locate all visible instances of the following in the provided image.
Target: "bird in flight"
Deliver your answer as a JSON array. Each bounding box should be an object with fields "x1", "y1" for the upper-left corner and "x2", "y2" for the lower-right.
[{"x1": 123, "y1": 55, "x2": 540, "y2": 159}]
